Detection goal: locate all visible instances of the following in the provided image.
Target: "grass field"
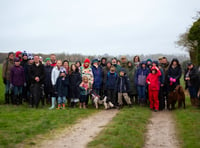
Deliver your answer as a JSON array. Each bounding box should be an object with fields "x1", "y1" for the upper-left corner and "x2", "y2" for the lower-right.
[{"x1": 88, "y1": 106, "x2": 151, "y2": 148}]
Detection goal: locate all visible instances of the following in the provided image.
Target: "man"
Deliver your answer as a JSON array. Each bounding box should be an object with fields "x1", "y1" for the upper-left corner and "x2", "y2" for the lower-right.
[
  {"x1": 50, "y1": 54, "x2": 57, "y2": 67},
  {"x1": 29, "y1": 55, "x2": 45, "y2": 108},
  {"x1": 2, "y1": 52, "x2": 14, "y2": 104}
]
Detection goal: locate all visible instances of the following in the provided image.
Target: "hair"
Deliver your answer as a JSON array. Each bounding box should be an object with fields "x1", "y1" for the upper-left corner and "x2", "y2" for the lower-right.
[
  {"x1": 62, "y1": 60, "x2": 69, "y2": 65},
  {"x1": 75, "y1": 61, "x2": 82, "y2": 66},
  {"x1": 110, "y1": 65, "x2": 116, "y2": 71},
  {"x1": 70, "y1": 64, "x2": 79, "y2": 73},
  {"x1": 82, "y1": 76, "x2": 88, "y2": 81},
  {"x1": 169, "y1": 58, "x2": 180, "y2": 68}
]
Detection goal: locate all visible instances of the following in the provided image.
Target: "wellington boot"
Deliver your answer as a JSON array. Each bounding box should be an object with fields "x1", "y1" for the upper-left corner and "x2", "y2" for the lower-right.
[
  {"x1": 62, "y1": 104, "x2": 65, "y2": 109},
  {"x1": 49, "y1": 97, "x2": 56, "y2": 110},
  {"x1": 57, "y1": 104, "x2": 61, "y2": 110}
]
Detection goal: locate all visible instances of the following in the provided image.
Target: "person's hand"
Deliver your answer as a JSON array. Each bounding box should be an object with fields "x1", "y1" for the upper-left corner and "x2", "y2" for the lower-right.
[
  {"x1": 10, "y1": 84, "x2": 13, "y2": 89},
  {"x1": 24, "y1": 83, "x2": 27, "y2": 87},
  {"x1": 35, "y1": 77, "x2": 40, "y2": 82},
  {"x1": 161, "y1": 84, "x2": 164, "y2": 87},
  {"x1": 147, "y1": 81, "x2": 150, "y2": 84}
]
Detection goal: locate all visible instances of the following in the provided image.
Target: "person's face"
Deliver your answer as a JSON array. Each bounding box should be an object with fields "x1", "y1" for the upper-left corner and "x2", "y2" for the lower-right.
[
  {"x1": 23, "y1": 55, "x2": 28, "y2": 60},
  {"x1": 188, "y1": 65, "x2": 193, "y2": 70},
  {"x1": 50, "y1": 55, "x2": 56, "y2": 62},
  {"x1": 172, "y1": 61, "x2": 177, "y2": 66},
  {"x1": 84, "y1": 62, "x2": 89, "y2": 67},
  {"x1": 152, "y1": 70, "x2": 156, "y2": 74},
  {"x1": 102, "y1": 59, "x2": 106, "y2": 64},
  {"x1": 18, "y1": 54, "x2": 22, "y2": 58},
  {"x1": 162, "y1": 58, "x2": 167, "y2": 64},
  {"x1": 29, "y1": 59, "x2": 34, "y2": 64},
  {"x1": 46, "y1": 60, "x2": 51, "y2": 65},
  {"x1": 134, "y1": 56, "x2": 139, "y2": 62},
  {"x1": 128, "y1": 62, "x2": 132, "y2": 67},
  {"x1": 93, "y1": 62, "x2": 98, "y2": 67},
  {"x1": 152, "y1": 63, "x2": 156, "y2": 67},
  {"x1": 72, "y1": 65, "x2": 76, "y2": 71},
  {"x1": 142, "y1": 64, "x2": 146, "y2": 68},
  {"x1": 34, "y1": 56, "x2": 40, "y2": 63},
  {"x1": 158, "y1": 59, "x2": 162, "y2": 64},
  {"x1": 63, "y1": 62, "x2": 69, "y2": 68},
  {"x1": 120, "y1": 71, "x2": 125, "y2": 76},
  {"x1": 9, "y1": 54, "x2": 14, "y2": 60},
  {"x1": 76, "y1": 62, "x2": 80, "y2": 67},
  {"x1": 15, "y1": 61, "x2": 20, "y2": 66},
  {"x1": 83, "y1": 77, "x2": 88, "y2": 83},
  {"x1": 112, "y1": 59, "x2": 117, "y2": 65},
  {"x1": 117, "y1": 61, "x2": 121, "y2": 66},
  {"x1": 107, "y1": 63, "x2": 111, "y2": 68},
  {"x1": 57, "y1": 60, "x2": 62, "y2": 68}
]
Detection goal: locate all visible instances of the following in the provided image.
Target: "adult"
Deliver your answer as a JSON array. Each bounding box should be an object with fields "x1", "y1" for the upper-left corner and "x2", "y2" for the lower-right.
[
  {"x1": 92, "y1": 59, "x2": 103, "y2": 95},
  {"x1": 127, "y1": 61, "x2": 138, "y2": 104},
  {"x1": 184, "y1": 62, "x2": 199, "y2": 106},
  {"x1": 29, "y1": 55, "x2": 45, "y2": 108},
  {"x1": 166, "y1": 58, "x2": 182, "y2": 92},
  {"x1": 120, "y1": 56, "x2": 128, "y2": 70},
  {"x1": 2, "y1": 52, "x2": 14, "y2": 104},
  {"x1": 49, "y1": 60, "x2": 63, "y2": 109},
  {"x1": 135, "y1": 61, "x2": 149, "y2": 105},
  {"x1": 50, "y1": 54, "x2": 57, "y2": 67},
  {"x1": 100, "y1": 57, "x2": 107, "y2": 68},
  {"x1": 111, "y1": 58, "x2": 121, "y2": 74},
  {"x1": 102, "y1": 61, "x2": 112, "y2": 96},
  {"x1": 133, "y1": 55, "x2": 140, "y2": 69}
]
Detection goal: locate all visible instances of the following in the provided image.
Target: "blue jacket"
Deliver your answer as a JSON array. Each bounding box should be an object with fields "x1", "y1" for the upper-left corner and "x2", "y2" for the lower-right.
[
  {"x1": 106, "y1": 72, "x2": 118, "y2": 90},
  {"x1": 55, "y1": 76, "x2": 69, "y2": 97},
  {"x1": 92, "y1": 66, "x2": 102, "y2": 89},
  {"x1": 116, "y1": 76, "x2": 130, "y2": 93}
]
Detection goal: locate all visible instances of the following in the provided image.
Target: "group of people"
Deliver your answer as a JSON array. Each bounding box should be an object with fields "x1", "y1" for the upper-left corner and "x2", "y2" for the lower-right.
[{"x1": 2, "y1": 51, "x2": 200, "y2": 111}]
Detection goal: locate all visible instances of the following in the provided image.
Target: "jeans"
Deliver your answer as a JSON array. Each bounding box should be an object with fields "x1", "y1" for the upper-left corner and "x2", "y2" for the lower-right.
[
  {"x1": 5, "y1": 80, "x2": 11, "y2": 94},
  {"x1": 137, "y1": 85, "x2": 146, "y2": 100},
  {"x1": 188, "y1": 86, "x2": 198, "y2": 98},
  {"x1": 13, "y1": 86, "x2": 23, "y2": 95},
  {"x1": 58, "y1": 96, "x2": 66, "y2": 104}
]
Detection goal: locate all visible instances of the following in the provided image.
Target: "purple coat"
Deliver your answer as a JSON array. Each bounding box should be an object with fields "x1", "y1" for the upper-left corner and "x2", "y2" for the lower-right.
[{"x1": 10, "y1": 65, "x2": 25, "y2": 86}]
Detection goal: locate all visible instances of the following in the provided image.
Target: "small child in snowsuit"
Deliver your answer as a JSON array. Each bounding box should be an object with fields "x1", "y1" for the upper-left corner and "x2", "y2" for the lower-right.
[
  {"x1": 55, "y1": 68, "x2": 69, "y2": 109},
  {"x1": 146, "y1": 66, "x2": 161, "y2": 112},
  {"x1": 79, "y1": 76, "x2": 92, "y2": 109},
  {"x1": 116, "y1": 68, "x2": 132, "y2": 108},
  {"x1": 10, "y1": 57, "x2": 25, "y2": 105}
]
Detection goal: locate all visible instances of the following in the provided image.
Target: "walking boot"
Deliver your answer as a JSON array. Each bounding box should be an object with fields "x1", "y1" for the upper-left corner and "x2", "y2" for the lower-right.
[
  {"x1": 57, "y1": 104, "x2": 61, "y2": 110},
  {"x1": 62, "y1": 103, "x2": 65, "y2": 109},
  {"x1": 190, "y1": 98, "x2": 195, "y2": 106},
  {"x1": 194, "y1": 98, "x2": 200, "y2": 107},
  {"x1": 49, "y1": 97, "x2": 56, "y2": 110}
]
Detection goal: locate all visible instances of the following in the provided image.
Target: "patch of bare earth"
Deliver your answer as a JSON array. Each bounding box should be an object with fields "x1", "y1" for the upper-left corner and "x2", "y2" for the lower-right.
[
  {"x1": 36, "y1": 109, "x2": 118, "y2": 148},
  {"x1": 144, "y1": 110, "x2": 180, "y2": 148}
]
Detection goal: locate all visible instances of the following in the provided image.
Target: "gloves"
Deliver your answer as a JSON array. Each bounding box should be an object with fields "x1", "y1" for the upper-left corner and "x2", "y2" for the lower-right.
[{"x1": 10, "y1": 84, "x2": 13, "y2": 89}]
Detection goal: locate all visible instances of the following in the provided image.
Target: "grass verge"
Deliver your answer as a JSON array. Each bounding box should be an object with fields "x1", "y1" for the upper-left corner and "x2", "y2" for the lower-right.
[
  {"x1": 173, "y1": 95, "x2": 200, "y2": 148},
  {"x1": 87, "y1": 106, "x2": 151, "y2": 148},
  {"x1": 0, "y1": 105, "x2": 98, "y2": 148}
]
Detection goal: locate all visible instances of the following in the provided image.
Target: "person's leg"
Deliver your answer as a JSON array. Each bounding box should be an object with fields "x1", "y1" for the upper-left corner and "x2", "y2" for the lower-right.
[
  {"x1": 188, "y1": 86, "x2": 195, "y2": 106},
  {"x1": 137, "y1": 86, "x2": 142, "y2": 104},
  {"x1": 148, "y1": 90, "x2": 154, "y2": 109},
  {"x1": 4, "y1": 80, "x2": 10, "y2": 104},
  {"x1": 122, "y1": 93, "x2": 132, "y2": 105},
  {"x1": 62, "y1": 96, "x2": 66, "y2": 109},
  {"x1": 35, "y1": 84, "x2": 42, "y2": 108},
  {"x1": 118, "y1": 93, "x2": 123, "y2": 106},
  {"x1": 18, "y1": 86, "x2": 23, "y2": 105},
  {"x1": 153, "y1": 90, "x2": 159, "y2": 111},
  {"x1": 57, "y1": 96, "x2": 62, "y2": 109}
]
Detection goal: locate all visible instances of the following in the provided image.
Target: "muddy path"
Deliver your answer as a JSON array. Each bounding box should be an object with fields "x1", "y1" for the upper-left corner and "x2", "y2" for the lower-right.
[
  {"x1": 36, "y1": 109, "x2": 118, "y2": 148},
  {"x1": 144, "y1": 110, "x2": 180, "y2": 148}
]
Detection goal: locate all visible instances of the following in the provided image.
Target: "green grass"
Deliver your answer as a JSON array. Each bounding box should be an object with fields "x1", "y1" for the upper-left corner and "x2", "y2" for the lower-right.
[
  {"x1": 87, "y1": 106, "x2": 151, "y2": 148},
  {"x1": 0, "y1": 105, "x2": 98, "y2": 147},
  {"x1": 0, "y1": 64, "x2": 5, "y2": 104},
  {"x1": 173, "y1": 96, "x2": 200, "y2": 148}
]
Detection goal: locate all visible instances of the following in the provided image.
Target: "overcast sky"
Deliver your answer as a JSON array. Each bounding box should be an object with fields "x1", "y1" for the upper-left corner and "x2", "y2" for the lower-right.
[{"x1": 0, "y1": 0, "x2": 199, "y2": 56}]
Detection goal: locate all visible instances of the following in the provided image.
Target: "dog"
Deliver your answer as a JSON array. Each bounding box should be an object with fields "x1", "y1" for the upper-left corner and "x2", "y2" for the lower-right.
[
  {"x1": 90, "y1": 91, "x2": 114, "y2": 109},
  {"x1": 167, "y1": 85, "x2": 186, "y2": 110}
]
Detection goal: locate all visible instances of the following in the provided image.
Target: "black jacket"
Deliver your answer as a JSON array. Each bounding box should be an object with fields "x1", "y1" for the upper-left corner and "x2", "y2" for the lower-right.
[
  {"x1": 29, "y1": 62, "x2": 45, "y2": 84},
  {"x1": 184, "y1": 66, "x2": 199, "y2": 89},
  {"x1": 69, "y1": 71, "x2": 82, "y2": 98}
]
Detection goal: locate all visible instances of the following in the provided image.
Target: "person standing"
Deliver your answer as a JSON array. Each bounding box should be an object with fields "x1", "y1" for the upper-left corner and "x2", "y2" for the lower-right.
[
  {"x1": 184, "y1": 62, "x2": 199, "y2": 106},
  {"x1": 2, "y1": 52, "x2": 14, "y2": 104},
  {"x1": 29, "y1": 55, "x2": 45, "y2": 108}
]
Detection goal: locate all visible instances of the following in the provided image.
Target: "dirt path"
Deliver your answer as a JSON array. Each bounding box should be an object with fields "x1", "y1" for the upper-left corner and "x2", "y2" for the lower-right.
[
  {"x1": 144, "y1": 110, "x2": 180, "y2": 148},
  {"x1": 37, "y1": 109, "x2": 118, "y2": 148}
]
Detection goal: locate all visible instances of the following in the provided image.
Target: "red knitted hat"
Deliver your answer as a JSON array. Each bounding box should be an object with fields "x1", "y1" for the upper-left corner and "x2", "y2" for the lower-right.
[{"x1": 84, "y1": 58, "x2": 90, "y2": 64}]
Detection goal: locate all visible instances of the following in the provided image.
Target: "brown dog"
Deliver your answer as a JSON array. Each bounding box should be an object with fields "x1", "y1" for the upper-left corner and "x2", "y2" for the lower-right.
[{"x1": 167, "y1": 85, "x2": 186, "y2": 110}]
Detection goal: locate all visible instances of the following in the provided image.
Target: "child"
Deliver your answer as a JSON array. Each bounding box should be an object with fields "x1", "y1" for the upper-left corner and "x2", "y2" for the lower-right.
[
  {"x1": 55, "y1": 68, "x2": 69, "y2": 109},
  {"x1": 146, "y1": 66, "x2": 161, "y2": 112},
  {"x1": 106, "y1": 65, "x2": 118, "y2": 107},
  {"x1": 69, "y1": 64, "x2": 82, "y2": 107},
  {"x1": 10, "y1": 57, "x2": 25, "y2": 105},
  {"x1": 116, "y1": 68, "x2": 132, "y2": 109},
  {"x1": 79, "y1": 76, "x2": 92, "y2": 109}
]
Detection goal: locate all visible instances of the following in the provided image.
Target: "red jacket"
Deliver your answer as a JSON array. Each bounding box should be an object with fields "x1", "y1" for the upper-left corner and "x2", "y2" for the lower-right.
[{"x1": 146, "y1": 69, "x2": 161, "y2": 91}]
